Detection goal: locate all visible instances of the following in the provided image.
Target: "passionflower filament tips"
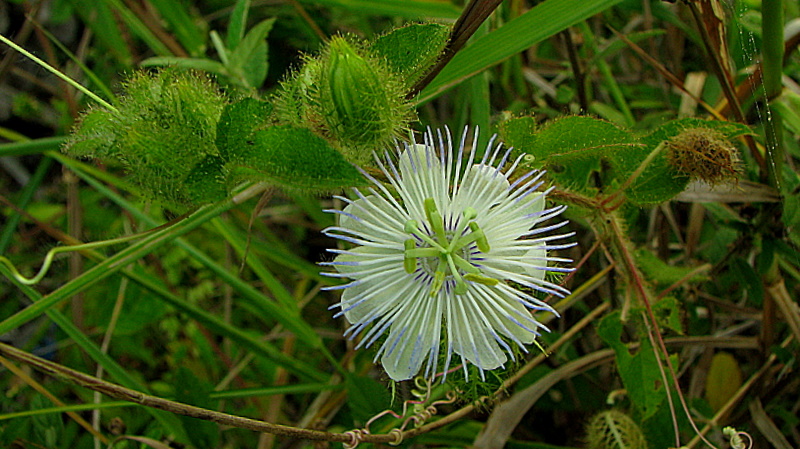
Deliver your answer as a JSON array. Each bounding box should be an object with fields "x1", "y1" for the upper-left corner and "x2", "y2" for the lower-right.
[{"x1": 322, "y1": 126, "x2": 575, "y2": 382}]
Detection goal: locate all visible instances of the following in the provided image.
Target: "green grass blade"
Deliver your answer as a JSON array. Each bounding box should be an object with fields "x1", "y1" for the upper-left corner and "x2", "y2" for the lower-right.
[
  {"x1": 418, "y1": 0, "x2": 625, "y2": 103},
  {"x1": 50, "y1": 155, "x2": 328, "y2": 377},
  {"x1": 103, "y1": 0, "x2": 174, "y2": 56},
  {"x1": 66, "y1": 0, "x2": 133, "y2": 64},
  {"x1": 0, "y1": 200, "x2": 238, "y2": 336},
  {"x1": 212, "y1": 218, "x2": 300, "y2": 312},
  {"x1": 0, "y1": 270, "x2": 190, "y2": 442},
  {"x1": 149, "y1": 0, "x2": 207, "y2": 56},
  {"x1": 55, "y1": 156, "x2": 323, "y2": 350},
  {"x1": 0, "y1": 402, "x2": 134, "y2": 421},
  {"x1": 0, "y1": 137, "x2": 64, "y2": 157},
  {"x1": 0, "y1": 157, "x2": 54, "y2": 253}
]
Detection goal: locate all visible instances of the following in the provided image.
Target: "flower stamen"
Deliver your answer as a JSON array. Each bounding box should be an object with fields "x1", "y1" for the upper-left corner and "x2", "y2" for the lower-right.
[
  {"x1": 424, "y1": 198, "x2": 448, "y2": 245},
  {"x1": 403, "y1": 197, "x2": 499, "y2": 296}
]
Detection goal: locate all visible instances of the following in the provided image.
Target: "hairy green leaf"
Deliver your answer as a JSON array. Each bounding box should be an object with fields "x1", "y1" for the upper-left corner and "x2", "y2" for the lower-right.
[
  {"x1": 597, "y1": 312, "x2": 667, "y2": 420},
  {"x1": 230, "y1": 125, "x2": 365, "y2": 192},
  {"x1": 503, "y1": 115, "x2": 633, "y2": 194},
  {"x1": 228, "y1": 18, "x2": 276, "y2": 89},
  {"x1": 370, "y1": 23, "x2": 451, "y2": 86}
]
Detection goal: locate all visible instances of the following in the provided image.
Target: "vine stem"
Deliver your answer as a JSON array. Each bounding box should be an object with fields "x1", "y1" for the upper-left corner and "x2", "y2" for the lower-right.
[
  {"x1": 0, "y1": 229, "x2": 159, "y2": 285},
  {"x1": 608, "y1": 214, "x2": 720, "y2": 449},
  {"x1": 0, "y1": 342, "x2": 391, "y2": 444},
  {"x1": 407, "y1": 0, "x2": 503, "y2": 98}
]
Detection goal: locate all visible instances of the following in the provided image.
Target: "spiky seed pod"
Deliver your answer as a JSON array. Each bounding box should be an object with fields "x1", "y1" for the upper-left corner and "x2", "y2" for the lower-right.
[
  {"x1": 584, "y1": 410, "x2": 648, "y2": 449},
  {"x1": 275, "y1": 36, "x2": 413, "y2": 164},
  {"x1": 666, "y1": 127, "x2": 739, "y2": 184}
]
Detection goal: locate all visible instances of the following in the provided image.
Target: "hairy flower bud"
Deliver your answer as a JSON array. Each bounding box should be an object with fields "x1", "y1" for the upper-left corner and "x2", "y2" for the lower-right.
[
  {"x1": 275, "y1": 36, "x2": 413, "y2": 164},
  {"x1": 666, "y1": 127, "x2": 739, "y2": 184},
  {"x1": 328, "y1": 39, "x2": 377, "y2": 132}
]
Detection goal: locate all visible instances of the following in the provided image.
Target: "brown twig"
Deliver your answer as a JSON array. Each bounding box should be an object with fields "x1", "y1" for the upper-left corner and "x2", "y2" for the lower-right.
[
  {"x1": 407, "y1": 0, "x2": 504, "y2": 98},
  {"x1": 562, "y1": 28, "x2": 588, "y2": 112},
  {"x1": 0, "y1": 342, "x2": 360, "y2": 443}
]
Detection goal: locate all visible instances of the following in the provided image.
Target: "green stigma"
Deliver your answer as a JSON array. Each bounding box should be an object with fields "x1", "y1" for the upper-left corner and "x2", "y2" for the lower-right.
[{"x1": 403, "y1": 198, "x2": 498, "y2": 296}]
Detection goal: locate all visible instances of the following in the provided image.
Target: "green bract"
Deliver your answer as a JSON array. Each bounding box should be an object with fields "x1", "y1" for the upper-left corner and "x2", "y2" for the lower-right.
[{"x1": 64, "y1": 69, "x2": 228, "y2": 211}]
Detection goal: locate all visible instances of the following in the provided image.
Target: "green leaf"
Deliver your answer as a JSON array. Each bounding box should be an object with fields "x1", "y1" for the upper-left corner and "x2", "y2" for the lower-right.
[
  {"x1": 597, "y1": 312, "x2": 667, "y2": 420},
  {"x1": 499, "y1": 115, "x2": 537, "y2": 150},
  {"x1": 634, "y1": 248, "x2": 708, "y2": 286},
  {"x1": 174, "y1": 367, "x2": 220, "y2": 448},
  {"x1": 228, "y1": 18, "x2": 276, "y2": 89},
  {"x1": 230, "y1": 125, "x2": 365, "y2": 192},
  {"x1": 62, "y1": 108, "x2": 117, "y2": 158},
  {"x1": 504, "y1": 115, "x2": 633, "y2": 194},
  {"x1": 775, "y1": 90, "x2": 800, "y2": 135},
  {"x1": 370, "y1": 23, "x2": 451, "y2": 86},
  {"x1": 418, "y1": 0, "x2": 624, "y2": 102},
  {"x1": 216, "y1": 97, "x2": 273, "y2": 162},
  {"x1": 218, "y1": 98, "x2": 365, "y2": 191},
  {"x1": 184, "y1": 154, "x2": 228, "y2": 204},
  {"x1": 652, "y1": 296, "x2": 684, "y2": 335},
  {"x1": 345, "y1": 373, "x2": 392, "y2": 425},
  {"x1": 226, "y1": 0, "x2": 251, "y2": 50}
]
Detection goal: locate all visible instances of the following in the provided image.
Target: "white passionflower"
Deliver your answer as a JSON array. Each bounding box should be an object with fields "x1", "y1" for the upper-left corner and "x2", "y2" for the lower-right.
[{"x1": 322, "y1": 126, "x2": 574, "y2": 382}]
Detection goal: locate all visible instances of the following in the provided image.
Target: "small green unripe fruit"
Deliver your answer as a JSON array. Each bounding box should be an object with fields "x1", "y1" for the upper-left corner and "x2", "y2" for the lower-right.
[
  {"x1": 585, "y1": 410, "x2": 648, "y2": 449},
  {"x1": 666, "y1": 127, "x2": 739, "y2": 184}
]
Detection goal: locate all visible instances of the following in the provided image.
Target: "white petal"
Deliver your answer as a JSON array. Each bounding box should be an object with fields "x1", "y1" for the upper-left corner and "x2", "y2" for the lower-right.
[
  {"x1": 380, "y1": 293, "x2": 442, "y2": 381},
  {"x1": 331, "y1": 247, "x2": 407, "y2": 324},
  {"x1": 470, "y1": 284, "x2": 538, "y2": 346},
  {"x1": 448, "y1": 293, "x2": 506, "y2": 372},
  {"x1": 481, "y1": 245, "x2": 549, "y2": 283},
  {"x1": 337, "y1": 196, "x2": 406, "y2": 244},
  {"x1": 454, "y1": 164, "x2": 510, "y2": 215},
  {"x1": 481, "y1": 191, "x2": 547, "y2": 244}
]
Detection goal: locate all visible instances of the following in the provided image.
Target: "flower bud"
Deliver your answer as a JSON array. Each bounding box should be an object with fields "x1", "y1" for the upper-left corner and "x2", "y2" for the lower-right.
[
  {"x1": 666, "y1": 127, "x2": 739, "y2": 184},
  {"x1": 322, "y1": 37, "x2": 410, "y2": 160},
  {"x1": 275, "y1": 36, "x2": 413, "y2": 164}
]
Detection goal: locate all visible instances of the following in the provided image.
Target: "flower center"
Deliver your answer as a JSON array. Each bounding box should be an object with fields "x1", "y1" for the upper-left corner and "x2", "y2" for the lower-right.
[{"x1": 403, "y1": 198, "x2": 498, "y2": 296}]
